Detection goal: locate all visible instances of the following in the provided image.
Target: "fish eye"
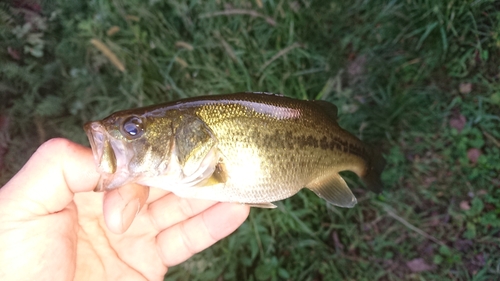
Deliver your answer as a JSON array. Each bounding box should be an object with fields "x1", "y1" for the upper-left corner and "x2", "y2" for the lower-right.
[{"x1": 121, "y1": 116, "x2": 144, "y2": 139}]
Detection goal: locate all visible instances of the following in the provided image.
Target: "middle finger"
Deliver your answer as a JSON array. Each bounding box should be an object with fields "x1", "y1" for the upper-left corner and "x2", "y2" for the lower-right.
[{"x1": 147, "y1": 193, "x2": 218, "y2": 231}]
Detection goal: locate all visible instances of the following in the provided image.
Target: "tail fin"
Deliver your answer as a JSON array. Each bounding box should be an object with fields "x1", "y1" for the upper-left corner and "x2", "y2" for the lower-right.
[{"x1": 361, "y1": 146, "x2": 386, "y2": 193}]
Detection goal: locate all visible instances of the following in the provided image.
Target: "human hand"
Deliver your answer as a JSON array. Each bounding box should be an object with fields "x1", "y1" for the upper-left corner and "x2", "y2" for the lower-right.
[{"x1": 0, "y1": 138, "x2": 250, "y2": 281}]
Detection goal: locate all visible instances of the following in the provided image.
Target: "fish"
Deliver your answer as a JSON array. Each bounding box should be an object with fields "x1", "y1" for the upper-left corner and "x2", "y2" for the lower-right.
[{"x1": 84, "y1": 92, "x2": 385, "y2": 208}]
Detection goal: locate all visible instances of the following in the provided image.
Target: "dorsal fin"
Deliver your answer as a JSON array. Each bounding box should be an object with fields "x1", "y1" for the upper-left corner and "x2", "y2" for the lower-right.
[
  {"x1": 313, "y1": 100, "x2": 338, "y2": 120},
  {"x1": 247, "y1": 91, "x2": 285, "y2": 97}
]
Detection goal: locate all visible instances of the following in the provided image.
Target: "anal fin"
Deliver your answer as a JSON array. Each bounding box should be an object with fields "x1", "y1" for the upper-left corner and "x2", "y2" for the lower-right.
[
  {"x1": 306, "y1": 173, "x2": 357, "y2": 208},
  {"x1": 246, "y1": 202, "x2": 277, "y2": 209}
]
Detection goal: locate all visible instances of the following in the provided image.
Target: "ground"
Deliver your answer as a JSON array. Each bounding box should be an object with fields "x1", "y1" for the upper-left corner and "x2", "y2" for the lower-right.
[{"x1": 1, "y1": 0, "x2": 500, "y2": 280}]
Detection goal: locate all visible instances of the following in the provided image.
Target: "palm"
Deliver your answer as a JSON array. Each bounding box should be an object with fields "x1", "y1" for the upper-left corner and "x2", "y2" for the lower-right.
[
  {"x1": 73, "y1": 188, "x2": 250, "y2": 281},
  {"x1": 0, "y1": 139, "x2": 249, "y2": 281},
  {"x1": 74, "y1": 191, "x2": 166, "y2": 281},
  {"x1": 0, "y1": 201, "x2": 80, "y2": 281}
]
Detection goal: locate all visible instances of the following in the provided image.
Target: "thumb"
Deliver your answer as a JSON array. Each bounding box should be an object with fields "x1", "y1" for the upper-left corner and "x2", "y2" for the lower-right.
[{"x1": 0, "y1": 138, "x2": 100, "y2": 215}]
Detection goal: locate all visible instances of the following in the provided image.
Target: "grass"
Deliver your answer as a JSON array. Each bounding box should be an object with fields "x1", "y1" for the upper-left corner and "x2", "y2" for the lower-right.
[{"x1": 1, "y1": 0, "x2": 500, "y2": 280}]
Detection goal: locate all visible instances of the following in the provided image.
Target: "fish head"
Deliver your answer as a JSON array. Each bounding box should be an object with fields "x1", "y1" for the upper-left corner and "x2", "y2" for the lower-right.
[{"x1": 84, "y1": 111, "x2": 175, "y2": 191}]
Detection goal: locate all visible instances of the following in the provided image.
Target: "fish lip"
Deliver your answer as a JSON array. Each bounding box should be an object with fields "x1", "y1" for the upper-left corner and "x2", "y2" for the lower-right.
[{"x1": 84, "y1": 121, "x2": 107, "y2": 173}]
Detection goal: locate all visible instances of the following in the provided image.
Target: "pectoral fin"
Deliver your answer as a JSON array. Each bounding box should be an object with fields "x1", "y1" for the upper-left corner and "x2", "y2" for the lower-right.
[
  {"x1": 212, "y1": 161, "x2": 228, "y2": 183},
  {"x1": 306, "y1": 173, "x2": 357, "y2": 208},
  {"x1": 202, "y1": 161, "x2": 229, "y2": 185}
]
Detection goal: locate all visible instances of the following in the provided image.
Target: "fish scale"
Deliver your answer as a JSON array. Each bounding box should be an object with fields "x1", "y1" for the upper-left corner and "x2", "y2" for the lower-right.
[{"x1": 84, "y1": 92, "x2": 385, "y2": 208}]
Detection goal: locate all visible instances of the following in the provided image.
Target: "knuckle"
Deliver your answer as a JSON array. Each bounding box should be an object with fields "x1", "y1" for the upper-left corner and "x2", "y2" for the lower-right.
[
  {"x1": 148, "y1": 211, "x2": 162, "y2": 231},
  {"x1": 177, "y1": 198, "x2": 195, "y2": 218},
  {"x1": 37, "y1": 138, "x2": 72, "y2": 153},
  {"x1": 179, "y1": 222, "x2": 198, "y2": 255}
]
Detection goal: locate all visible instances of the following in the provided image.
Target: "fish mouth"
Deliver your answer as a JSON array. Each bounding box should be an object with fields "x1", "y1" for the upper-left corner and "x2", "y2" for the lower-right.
[
  {"x1": 84, "y1": 121, "x2": 113, "y2": 172},
  {"x1": 84, "y1": 121, "x2": 135, "y2": 191},
  {"x1": 84, "y1": 121, "x2": 120, "y2": 192}
]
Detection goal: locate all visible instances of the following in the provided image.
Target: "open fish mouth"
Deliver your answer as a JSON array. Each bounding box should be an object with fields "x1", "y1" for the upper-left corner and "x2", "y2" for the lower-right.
[
  {"x1": 84, "y1": 121, "x2": 138, "y2": 191},
  {"x1": 85, "y1": 122, "x2": 104, "y2": 166},
  {"x1": 84, "y1": 121, "x2": 115, "y2": 174}
]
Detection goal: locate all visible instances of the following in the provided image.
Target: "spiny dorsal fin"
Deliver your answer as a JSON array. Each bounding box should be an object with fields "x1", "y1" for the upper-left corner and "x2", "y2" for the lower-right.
[
  {"x1": 306, "y1": 173, "x2": 357, "y2": 208},
  {"x1": 313, "y1": 100, "x2": 338, "y2": 121}
]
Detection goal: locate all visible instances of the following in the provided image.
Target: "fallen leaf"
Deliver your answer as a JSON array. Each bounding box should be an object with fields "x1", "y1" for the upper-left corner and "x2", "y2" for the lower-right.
[
  {"x1": 347, "y1": 54, "x2": 367, "y2": 79},
  {"x1": 459, "y1": 83, "x2": 472, "y2": 94},
  {"x1": 423, "y1": 176, "x2": 436, "y2": 187},
  {"x1": 418, "y1": 243, "x2": 435, "y2": 256},
  {"x1": 474, "y1": 253, "x2": 486, "y2": 266},
  {"x1": 7, "y1": 47, "x2": 21, "y2": 60},
  {"x1": 428, "y1": 216, "x2": 440, "y2": 226},
  {"x1": 467, "y1": 148, "x2": 481, "y2": 164},
  {"x1": 106, "y1": 26, "x2": 120, "y2": 36},
  {"x1": 125, "y1": 15, "x2": 140, "y2": 22},
  {"x1": 449, "y1": 114, "x2": 466, "y2": 132},
  {"x1": 13, "y1": 0, "x2": 42, "y2": 12},
  {"x1": 454, "y1": 239, "x2": 473, "y2": 251},
  {"x1": 460, "y1": 200, "x2": 471, "y2": 211},
  {"x1": 175, "y1": 41, "x2": 194, "y2": 51},
  {"x1": 331, "y1": 231, "x2": 344, "y2": 251},
  {"x1": 477, "y1": 189, "x2": 488, "y2": 195},
  {"x1": 341, "y1": 104, "x2": 359, "y2": 114},
  {"x1": 175, "y1": 57, "x2": 188, "y2": 68},
  {"x1": 406, "y1": 258, "x2": 433, "y2": 273},
  {"x1": 90, "y1": 39, "x2": 125, "y2": 72},
  {"x1": 465, "y1": 253, "x2": 486, "y2": 275},
  {"x1": 289, "y1": 1, "x2": 300, "y2": 12},
  {"x1": 485, "y1": 203, "x2": 496, "y2": 211},
  {"x1": 492, "y1": 179, "x2": 500, "y2": 187}
]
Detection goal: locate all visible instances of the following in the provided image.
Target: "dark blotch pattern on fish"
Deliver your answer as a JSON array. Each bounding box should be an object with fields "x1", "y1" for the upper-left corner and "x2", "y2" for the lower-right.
[{"x1": 261, "y1": 129, "x2": 367, "y2": 159}]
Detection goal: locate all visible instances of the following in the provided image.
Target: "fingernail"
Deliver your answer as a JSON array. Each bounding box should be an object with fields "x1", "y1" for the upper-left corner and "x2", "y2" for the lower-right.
[{"x1": 121, "y1": 198, "x2": 140, "y2": 232}]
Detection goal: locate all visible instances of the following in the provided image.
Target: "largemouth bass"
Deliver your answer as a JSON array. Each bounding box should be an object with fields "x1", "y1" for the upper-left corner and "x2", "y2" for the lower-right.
[{"x1": 84, "y1": 92, "x2": 385, "y2": 208}]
